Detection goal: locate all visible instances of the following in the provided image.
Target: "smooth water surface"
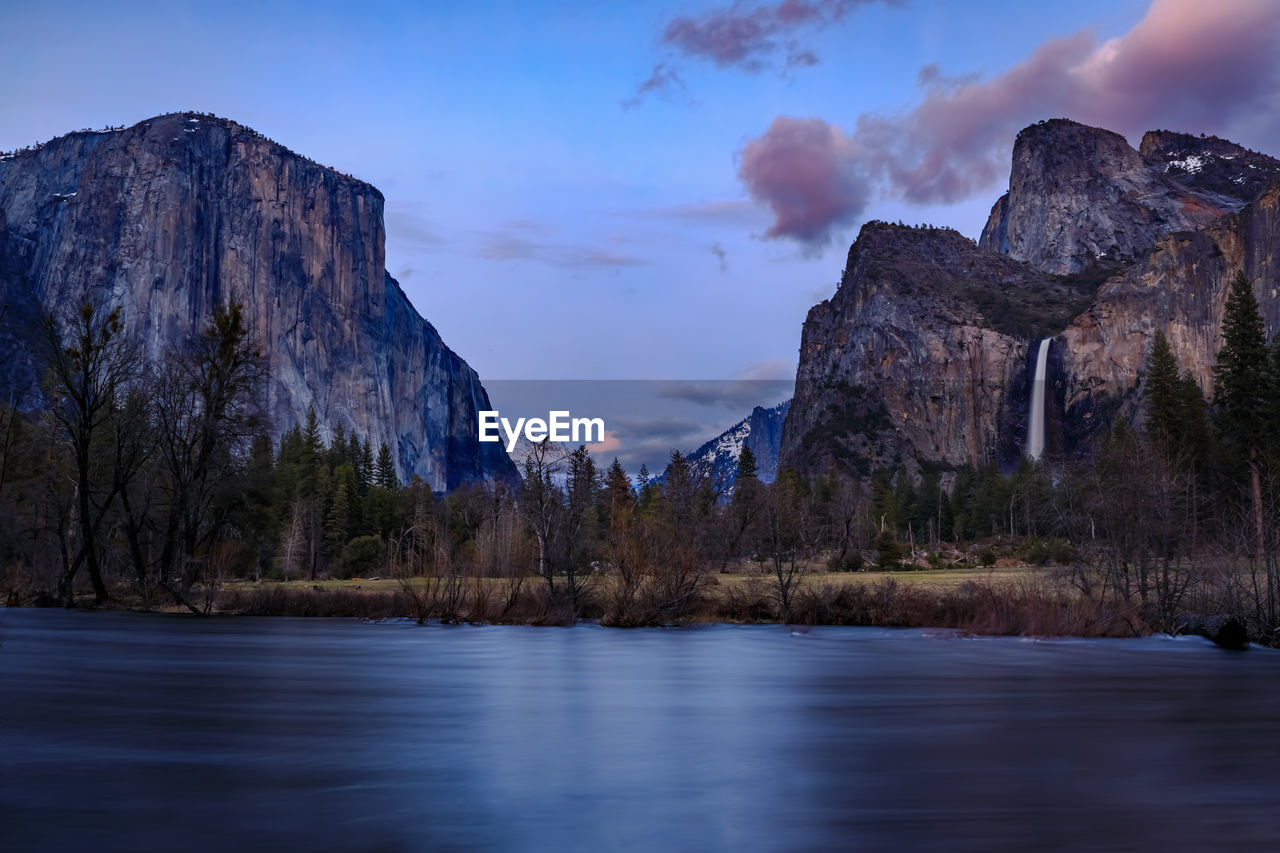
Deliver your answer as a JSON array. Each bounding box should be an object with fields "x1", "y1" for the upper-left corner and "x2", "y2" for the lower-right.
[{"x1": 2, "y1": 610, "x2": 1279, "y2": 851}]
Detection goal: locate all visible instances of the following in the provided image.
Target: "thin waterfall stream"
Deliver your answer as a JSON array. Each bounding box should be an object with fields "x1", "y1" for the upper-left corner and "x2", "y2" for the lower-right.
[{"x1": 1027, "y1": 338, "x2": 1050, "y2": 460}]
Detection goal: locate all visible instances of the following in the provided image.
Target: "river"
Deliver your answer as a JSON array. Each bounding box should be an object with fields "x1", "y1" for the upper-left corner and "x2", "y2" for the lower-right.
[{"x1": 2, "y1": 610, "x2": 1279, "y2": 851}]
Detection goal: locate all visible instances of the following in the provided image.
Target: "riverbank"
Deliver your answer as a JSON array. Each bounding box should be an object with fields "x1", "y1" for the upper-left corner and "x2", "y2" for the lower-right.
[
  {"x1": 9, "y1": 559, "x2": 1271, "y2": 646},
  {"x1": 3, "y1": 563, "x2": 1224, "y2": 642}
]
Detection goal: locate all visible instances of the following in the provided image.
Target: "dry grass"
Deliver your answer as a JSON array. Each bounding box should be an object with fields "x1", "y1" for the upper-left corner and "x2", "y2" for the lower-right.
[
  {"x1": 720, "y1": 562, "x2": 1042, "y2": 592},
  {"x1": 8, "y1": 562, "x2": 1154, "y2": 640}
]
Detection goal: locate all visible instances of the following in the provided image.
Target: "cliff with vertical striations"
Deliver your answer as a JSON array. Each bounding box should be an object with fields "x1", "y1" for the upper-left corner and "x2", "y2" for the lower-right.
[
  {"x1": 979, "y1": 119, "x2": 1248, "y2": 275},
  {"x1": 779, "y1": 223, "x2": 1096, "y2": 477},
  {"x1": 783, "y1": 118, "x2": 1280, "y2": 476},
  {"x1": 0, "y1": 112, "x2": 515, "y2": 490}
]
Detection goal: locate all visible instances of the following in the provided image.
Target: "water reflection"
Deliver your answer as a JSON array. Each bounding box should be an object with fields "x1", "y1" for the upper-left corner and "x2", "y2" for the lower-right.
[{"x1": 1, "y1": 612, "x2": 1278, "y2": 851}]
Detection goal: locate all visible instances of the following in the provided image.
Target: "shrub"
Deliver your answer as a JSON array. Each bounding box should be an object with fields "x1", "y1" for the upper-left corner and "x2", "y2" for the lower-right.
[
  {"x1": 875, "y1": 531, "x2": 905, "y2": 569},
  {"x1": 340, "y1": 535, "x2": 384, "y2": 578},
  {"x1": 1023, "y1": 538, "x2": 1051, "y2": 565},
  {"x1": 826, "y1": 551, "x2": 865, "y2": 572},
  {"x1": 1049, "y1": 539, "x2": 1076, "y2": 564}
]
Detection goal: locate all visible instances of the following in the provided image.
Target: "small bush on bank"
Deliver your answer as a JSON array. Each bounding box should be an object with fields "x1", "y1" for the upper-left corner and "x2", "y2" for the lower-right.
[
  {"x1": 826, "y1": 552, "x2": 865, "y2": 572},
  {"x1": 340, "y1": 536, "x2": 383, "y2": 579}
]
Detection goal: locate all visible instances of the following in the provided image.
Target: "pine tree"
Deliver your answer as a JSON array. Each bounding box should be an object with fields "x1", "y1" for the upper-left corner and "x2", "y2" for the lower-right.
[
  {"x1": 735, "y1": 446, "x2": 759, "y2": 483},
  {"x1": 1144, "y1": 330, "x2": 1183, "y2": 454},
  {"x1": 664, "y1": 450, "x2": 693, "y2": 523},
  {"x1": 375, "y1": 442, "x2": 398, "y2": 491},
  {"x1": 938, "y1": 490, "x2": 955, "y2": 543},
  {"x1": 870, "y1": 468, "x2": 896, "y2": 532},
  {"x1": 1213, "y1": 270, "x2": 1271, "y2": 556},
  {"x1": 346, "y1": 431, "x2": 361, "y2": 470},
  {"x1": 359, "y1": 437, "x2": 374, "y2": 496},
  {"x1": 326, "y1": 481, "x2": 351, "y2": 562},
  {"x1": 329, "y1": 422, "x2": 347, "y2": 469},
  {"x1": 1214, "y1": 272, "x2": 1271, "y2": 451},
  {"x1": 1177, "y1": 373, "x2": 1211, "y2": 464},
  {"x1": 333, "y1": 462, "x2": 362, "y2": 536},
  {"x1": 601, "y1": 458, "x2": 632, "y2": 520},
  {"x1": 949, "y1": 465, "x2": 976, "y2": 541},
  {"x1": 302, "y1": 403, "x2": 323, "y2": 460},
  {"x1": 636, "y1": 463, "x2": 652, "y2": 512}
]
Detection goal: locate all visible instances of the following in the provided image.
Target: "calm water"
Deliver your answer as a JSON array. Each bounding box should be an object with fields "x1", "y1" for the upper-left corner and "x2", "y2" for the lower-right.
[{"x1": 2, "y1": 611, "x2": 1279, "y2": 851}]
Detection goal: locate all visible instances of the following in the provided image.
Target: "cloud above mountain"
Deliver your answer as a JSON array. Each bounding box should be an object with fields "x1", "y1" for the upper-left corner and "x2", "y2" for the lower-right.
[{"x1": 737, "y1": 0, "x2": 1280, "y2": 248}]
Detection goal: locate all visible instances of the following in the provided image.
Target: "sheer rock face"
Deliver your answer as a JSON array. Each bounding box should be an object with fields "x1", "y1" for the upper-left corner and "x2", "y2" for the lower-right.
[
  {"x1": 784, "y1": 119, "x2": 1280, "y2": 476},
  {"x1": 979, "y1": 119, "x2": 1245, "y2": 275},
  {"x1": 0, "y1": 112, "x2": 515, "y2": 491},
  {"x1": 1060, "y1": 182, "x2": 1280, "y2": 438},
  {"x1": 779, "y1": 224, "x2": 1070, "y2": 477}
]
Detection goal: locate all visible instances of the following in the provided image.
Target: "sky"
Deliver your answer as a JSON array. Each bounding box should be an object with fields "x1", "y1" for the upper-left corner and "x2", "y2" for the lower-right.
[{"x1": 3, "y1": 0, "x2": 1279, "y2": 389}]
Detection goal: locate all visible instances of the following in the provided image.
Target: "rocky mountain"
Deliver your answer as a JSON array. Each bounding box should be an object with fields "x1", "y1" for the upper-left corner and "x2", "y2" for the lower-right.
[
  {"x1": 0, "y1": 112, "x2": 516, "y2": 491},
  {"x1": 783, "y1": 119, "x2": 1280, "y2": 478},
  {"x1": 1140, "y1": 129, "x2": 1280, "y2": 203},
  {"x1": 779, "y1": 223, "x2": 1092, "y2": 477},
  {"x1": 672, "y1": 400, "x2": 790, "y2": 493},
  {"x1": 979, "y1": 119, "x2": 1254, "y2": 275},
  {"x1": 1059, "y1": 180, "x2": 1280, "y2": 440}
]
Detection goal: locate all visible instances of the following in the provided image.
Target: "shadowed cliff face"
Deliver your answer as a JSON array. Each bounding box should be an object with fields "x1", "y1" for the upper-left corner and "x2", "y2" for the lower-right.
[
  {"x1": 0, "y1": 112, "x2": 515, "y2": 491},
  {"x1": 979, "y1": 119, "x2": 1248, "y2": 275},
  {"x1": 1060, "y1": 183, "x2": 1280, "y2": 443}
]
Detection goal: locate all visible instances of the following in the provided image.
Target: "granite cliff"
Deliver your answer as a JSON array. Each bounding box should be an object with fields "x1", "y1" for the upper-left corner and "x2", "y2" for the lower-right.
[
  {"x1": 1060, "y1": 181, "x2": 1280, "y2": 442},
  {"x1": 779, "y1": 223, "x2": 1094, "y2": 476},
  {"x1": 782, "y1": 119, "x2": 1280, "y2": 477},
  {"x1": 979, "y1": 119, "x2": 1258, "y2": 275},
  {"x1": 0, "y1": 112, "x2": 516, "y2": 491}
]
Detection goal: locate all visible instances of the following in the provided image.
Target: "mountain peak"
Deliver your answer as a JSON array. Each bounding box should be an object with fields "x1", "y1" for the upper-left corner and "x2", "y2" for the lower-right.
[
  {"x1": 0, "y1": 113, "x2": 512, "y2": 489},
  {"x1": 979, "y1": 117, "x2": 1250, "y2": 275},
  {"x1": 1138, "y1": 128, "x2": 1280, "y2": 203},
  {"x1": 2, "y1": 111, "x2": 383, "y2": 201}
]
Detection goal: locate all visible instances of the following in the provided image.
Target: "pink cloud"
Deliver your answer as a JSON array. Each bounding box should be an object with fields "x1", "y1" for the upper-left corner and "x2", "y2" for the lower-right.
[
  {"x1": 662, "y1": 0, "x2": 841, "y2": 70},
  {"x1": 738, "y1": 117, "x2": 869, "y2": 245},
  {"x1": 621, "y1": 63, "x2": 685, "y2": 110},
  {"x1": 628, "y1": 0, "x2": 892, "y2": 104},
  {"x1": 738, "y1": 0, "x2": 1280, "y2": 248}
]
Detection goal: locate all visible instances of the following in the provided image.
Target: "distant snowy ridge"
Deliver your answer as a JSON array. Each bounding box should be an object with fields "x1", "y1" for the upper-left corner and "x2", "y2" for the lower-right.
[{"x1": 657, "y1": 399, "x2": 791, "y2": 495}]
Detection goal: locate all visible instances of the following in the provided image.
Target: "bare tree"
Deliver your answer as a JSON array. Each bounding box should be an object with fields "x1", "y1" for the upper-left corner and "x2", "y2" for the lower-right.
[
  {"x1": 37, "y1": 303, "x2": 143, "y2": 605},
  {"x1": 518, "y1": 440, "x2": 565, "y2": 599},
  {"x1": 760, "y1": 477, "x2": 805, "y2": 622},
  {"x1": 279, "y1": 499, "x2": 307, "y2": 580},
  {"x1": 151, "y1": 302, "x2": 265, "y2": 609}
]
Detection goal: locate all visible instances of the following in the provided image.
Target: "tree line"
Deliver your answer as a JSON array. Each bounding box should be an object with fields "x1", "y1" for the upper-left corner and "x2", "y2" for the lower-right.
[{"x1": 1, "y1": 273, "x2": 1278, "y2": 640}]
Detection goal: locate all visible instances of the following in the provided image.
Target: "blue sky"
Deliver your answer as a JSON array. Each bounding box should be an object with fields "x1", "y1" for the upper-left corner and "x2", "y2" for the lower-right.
[{"x1": 5, "y1": 0, "x2": 1276, "y2": 384}]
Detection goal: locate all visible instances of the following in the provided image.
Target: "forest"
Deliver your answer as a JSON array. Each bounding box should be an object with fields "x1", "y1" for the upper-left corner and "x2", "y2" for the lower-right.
[{"x1": 1, "y1": 272, "x2": 1279, "y2": 645}]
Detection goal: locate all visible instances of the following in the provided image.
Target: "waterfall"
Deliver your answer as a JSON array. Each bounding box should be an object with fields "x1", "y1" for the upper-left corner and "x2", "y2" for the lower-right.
[{"x1": 1026, "y1": 338, "x2": 1051, "y2": 461}]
